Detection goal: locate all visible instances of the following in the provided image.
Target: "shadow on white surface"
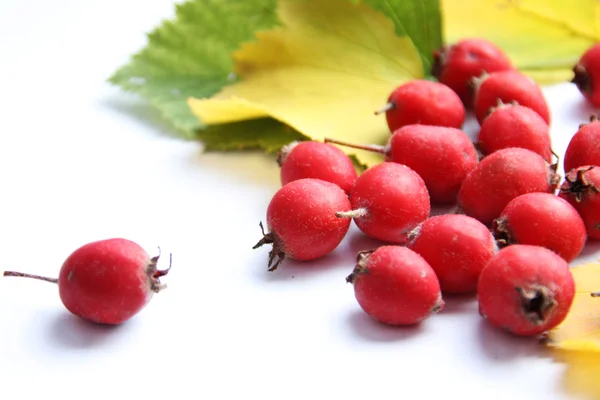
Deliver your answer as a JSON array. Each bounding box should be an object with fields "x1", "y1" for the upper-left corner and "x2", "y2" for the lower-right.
[
  {"x1": 475, "y1": 318, "x2": 549, "y2": 362},
  {"x1": 578, "y1": 239, "x2": 600, "y2": 263},
  {"x1": 345, "y1": 310, "x2": 425, "y2": 342},
  {"x1": 48, "y1": 313, "x2": 123, "y2": 349},
  {"x1": 345, "y1": 228, "x2": 388, "y2": 255},
  {"x1": 439, "y1": 294, "x2": 477, "y2": 314}
]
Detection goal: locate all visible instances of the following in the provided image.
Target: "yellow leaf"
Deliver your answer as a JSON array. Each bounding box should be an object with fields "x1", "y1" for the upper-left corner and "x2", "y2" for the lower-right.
[
  {"x1": 441, "y1": 0, "x2": 600, "y2": 85},
  {"x1": 552, "y1": 350, "x2": 600, "y2": 400},
  {"x1": 188, "y1": 0, "x2": 423, "y2": 167}
]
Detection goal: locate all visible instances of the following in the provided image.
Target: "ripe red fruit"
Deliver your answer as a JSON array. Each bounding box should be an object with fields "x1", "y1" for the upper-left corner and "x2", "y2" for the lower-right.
[
  {"x1": 563, "y1": 115, "x2": 600, "y2": 173},
  {"x1": 477, "y1": 102, "x2": 553, "y2": 163},
  {"x1": 472, "y1": 70, "x2": 551, "y2": 125},
  {"x1": 457, "y1": 147, "x2": 560, "y2": 226},
  {"x1": 407, "y1": 214, "x2": 497, "y2": 294},
  {"x1": 253, "y1": 178, "x2": 352, "y2": 271},
  {"x1": 326, "y1": 125, "x2": 478, "y2": 204},
  {"x1": 572, "y1": 43, "x2": 600, "y2": 106},
  {"x1": 277, "y1": 140, "x2": 357, "y2": 194},
  {"x1": 347, "y1": 246, "x2": 444, "y2": 325},
  {"x1": 375, "y1": 80, "x2": 465, "y2": 132},
  {"x1": 432, "y1": 38, "x2": 514, "y2": 108},
  {"x1": 477, "y1": 244, "x2": 575, "y2": 336},
  {"x1": 3, "y1": 238, "x2": 171, "y2": 325},
  {"x1": 335, "y1": 162, "x2": 430, "y2": 244},
  {"x1": 559, "y1": 165, "x2": 600, "y2": 240},
  {"x1": 492, "y1": 193, "x2": 587, "y2": 262}
]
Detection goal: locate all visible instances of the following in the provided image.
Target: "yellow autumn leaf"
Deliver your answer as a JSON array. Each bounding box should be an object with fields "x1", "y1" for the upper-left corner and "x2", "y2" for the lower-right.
[
  {"x1": 441, "y1": 0, "x2": 600, "y2": 85},
  {"x1": 551, "y1": 350, "x2": 600, "y2": 400},
  {"x1": 187, "y1": 0, "x2": 423, "y2": 167}
]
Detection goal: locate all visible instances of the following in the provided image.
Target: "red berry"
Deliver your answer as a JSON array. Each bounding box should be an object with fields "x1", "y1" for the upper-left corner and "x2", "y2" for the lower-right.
[
  {"x1": 326, "y1": 125, "x2": 478, "y2": 205},
  {"x1": 253, "y1": 178, "x2": 352, "y2": 271},
  {"x1": 473, "y1": 70, "x2": 551, "y2": 125},
  {"x1": 559, "y1": 165, "x2": 600, "y2": 240},
  {"x1": 563, "y1": 115, "x2": 600, "y2": 173},
  {"x1": 477, "y1": 244, "x2": 575, "y2": 336},
  {"x1": 572, "y1": 43, "x2": 600, "y2": 106},
  {"x1": 458, "y1": 147, "x2": 560, "y2": 226},
  {"x1": 492, "y1": 193, "x2": 587, "y2": 262},
  {"x1": 277, "y1": 140, "x2": 357, "y2": 194},
  {"x1": 376, "y1": 80, "x2": 465, "y2": 132},
  {"x1": 407, "y1": 214, "x2": 497, "y2": 294},
  {"x1": 477, "y1": 103, "x2": 552, "y2": 163},
  {"x1": 3, "y1": 238, "x2": 171, "y2": 325},
  {"x1": 347, "y1": 246, "x2": 444, "y2": 326},
  {"x1": 432, "y1": 38, "x2": 514, "y2": 108},
  {"x1": 336, "y1": 162, "x2": 430, "y2": 244}
]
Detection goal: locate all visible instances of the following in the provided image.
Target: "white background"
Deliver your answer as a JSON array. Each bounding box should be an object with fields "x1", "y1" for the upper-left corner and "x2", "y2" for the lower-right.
[{"x1": 0, "y1": 1, "x2": 599, "y2": 399}]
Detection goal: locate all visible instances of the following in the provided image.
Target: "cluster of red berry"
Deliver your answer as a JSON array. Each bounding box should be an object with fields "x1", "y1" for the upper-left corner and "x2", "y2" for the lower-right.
[{"x1": 254, "y1": 39, "x2": 600, "y2": 337}]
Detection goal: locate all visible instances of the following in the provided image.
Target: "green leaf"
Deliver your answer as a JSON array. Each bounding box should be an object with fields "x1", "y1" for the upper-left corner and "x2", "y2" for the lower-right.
[{"x1": 109, "y1": 0, "x2": 280, "y2": 136}]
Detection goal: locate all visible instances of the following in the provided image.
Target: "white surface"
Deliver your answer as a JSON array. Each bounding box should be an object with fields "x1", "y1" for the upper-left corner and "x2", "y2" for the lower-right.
[{"x1": 0, "y1": 1, "x2": 598, "y2": 399}]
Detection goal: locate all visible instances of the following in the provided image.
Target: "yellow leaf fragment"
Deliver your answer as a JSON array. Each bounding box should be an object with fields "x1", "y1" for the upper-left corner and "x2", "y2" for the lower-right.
[
  {"x1": 553, "y1": 350, "x2": 600, "y2": 400},
  {"x1": 188, "y1": 0, "x2": 423, "y2": 167},
  {"x1": 441, "y1": 0, "x2": 600, "y2": 85}
]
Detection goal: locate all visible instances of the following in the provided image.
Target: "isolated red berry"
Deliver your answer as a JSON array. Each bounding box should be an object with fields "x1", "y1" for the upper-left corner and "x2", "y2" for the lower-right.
[
  {"x1": 559, "y1": 166, "x2": 600, "y2": 240},
  {"x1": 432, "y1": 38, "x2": 514, "y2": 108},
  {"x1": 572, "y1": 43, "x2": 600, "y2": 106},
  {"x1": 477, "y1": 103, "x2": 552, "y2": 163},
  {"x1": 253, "y1": 178, "x2": 351, "y2": 271},
  {"x1": 563, "y1": 115, "x2": 600, "y2": 173},
  {"x1": 277, "y1": 140, "x2": 357, "y2": 194},
  {"x1": 326, "y1": 125, "x2": 478, "y2": 204},
  {"x1": 347, "y1": 246, "x2": 444, "y2": 325},
  {"x1": 473, "y1": 70, "x2": 551, "y2": 125},
  {"x1": 477, "y1": 245, "x2": 575, "y2": 336},
  {"x1": 336, "y1": 162, "x2": 430, "y2": 244},
  {"x1": 3, "y1": 238, "x2": 171, "y2": 325},
  {"x1": 407, "y1": 214, "x2": 497, "y2": 294},
  {"x1": 492, "y1": 193, "x2": 587, "y2": 262},
  {"x1": 375, "y1": 80, "x2": 465, "y2": 132},
  {"x1": 458, "y1": 147, "x2": 560, "y2": 226}
]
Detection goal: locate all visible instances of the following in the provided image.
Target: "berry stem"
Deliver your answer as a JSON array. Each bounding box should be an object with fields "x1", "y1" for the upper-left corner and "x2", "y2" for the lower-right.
[
  {"x1": 373, "y1": 102, "x2": 395, "y2": 115},
  {"x1": 335, "y1": 208, "x2": 368, "y2": 219},
  {"x1": 324, "y1": 138, "x2": 386, "y2": 154},
  {"x1": 3, "y1": 271, "x2": 58, "y2": 284}
]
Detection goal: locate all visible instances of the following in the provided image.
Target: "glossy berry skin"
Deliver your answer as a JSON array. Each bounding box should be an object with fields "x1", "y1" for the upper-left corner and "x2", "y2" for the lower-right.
[
  {"x1": 572, "y1": 43, "x2": 600, "y2": 106},
  {"x1": 473, "y1": 70, "x2": 550, "y2": 125},
  {"x1": 58, "y1": 238, "x2": 169, "y2": 325},
  {"x1": 563, "y1": 115, "x2": 600, "y2": 173},
  {"x1": 492, "y1": 193, "x2": 587, "y2": 262},
  {"x1": 458, "y1": 147, "x2": 559, "y2": 226},
  {"x1": 559, "y1": 166, "x2": 600, "y2": 240},
  {"x1": 381, "y1": 80, "x2": 465, "y2": 132},
  {"x1": 477, "y1": 104, "x2": 552, "y2": 162},
  {"x1": 341, "y1": 162, "x2": 430, "y2": 244},
  {"x1": 432, "y1": 38, "x2": 514, "y2": 108},
  {"x1": 347, "y1": 246, "x2": 444, "y2": 326},
  {"x1": 387, "y1": 125, "x2": 478, "y2": 204},
  {"x1": 277, "y1": 141, "x2": 357, "y2": 194},
  {"x1": 407, "y1": 214, "x2": 497, "y2": 294},
  {"x1": 477, "y1": 245, "x2": 575, "y2": 336},
  {"x1": 254, "y1": 178, "x2": 352, "y2": 271}
]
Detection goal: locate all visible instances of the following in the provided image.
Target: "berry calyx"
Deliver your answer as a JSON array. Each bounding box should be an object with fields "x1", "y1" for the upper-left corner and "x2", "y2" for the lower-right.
[
  {"x1": 572, "y1": 43, "x2": 600, "y2": 106},
  {"x1": 559, "y1": 165, "x2": 600, "y2": 240}
]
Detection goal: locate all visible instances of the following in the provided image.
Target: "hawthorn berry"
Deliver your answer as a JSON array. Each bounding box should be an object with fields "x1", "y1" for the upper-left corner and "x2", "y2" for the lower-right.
[
  {"x1": 253, "y1": 178, "x2": 352, "y2": 271},
  {"x1": 477, "y1": 102, "x2": 553, "y2": 163},
  {"x1": 347, "y1": 246, "x2": 444, "y2": 326},
  {"x1": 407, "y1": 214, "x2": 497, "y2": 294},
  {"x1": 3, "y1": 238, "x2": 171, "y2": 325},
  {"x1": 432, "y1": 38, "x2": 514, "y2": 108},
  {"x1": 559, "y1": 165, "x2": 600, "y2": 240},
  {"x1": 572, "y1": 42, "x2": 600, "y2": 106},
  {"x1": 277, "y1": 140, "x2": 357, "y2": 194},
  {"x1": 472, "y1": 70, "x2": 551, "y2": 125},
  {"x1": 457, "y1": 147, "x2": 560, "y2": 226},
  {"x1": 563, "y1": 115, "x2": 600, "y2": 173},
  {"x1": 477, "y1": 244, "x2": 575, "y2": 336},
  {"x1": 375, "y1": 80, "x2": 465, "y2": 132},
  {"x1": 335, "y1": 162, "x2": 430, "y2": 244},
  {"x1": 326, "y1": 125, "x2": 478, "y2": 205},
  {"x1": 492, "y1": 192, "x2": 587, "y2": 262}
]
